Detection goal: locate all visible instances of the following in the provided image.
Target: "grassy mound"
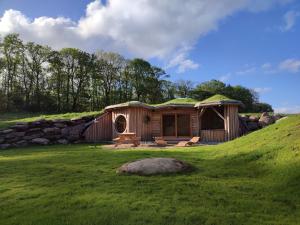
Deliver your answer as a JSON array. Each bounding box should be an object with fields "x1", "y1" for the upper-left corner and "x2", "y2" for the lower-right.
[
  {"x1": 0, "y1": 111, "x2": 103, "y2": 129},
  {"x1": 0, "y1": 115, "x2": 299, "y2": 225}
]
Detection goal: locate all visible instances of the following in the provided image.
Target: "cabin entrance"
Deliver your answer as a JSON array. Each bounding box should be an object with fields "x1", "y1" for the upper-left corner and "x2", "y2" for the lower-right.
[
  {"x1": 162, "y1": 114, "x2": 191, "y2": 137},
  {"x1": 199, "y1": 106, "x2": 225, "y2": 142}
]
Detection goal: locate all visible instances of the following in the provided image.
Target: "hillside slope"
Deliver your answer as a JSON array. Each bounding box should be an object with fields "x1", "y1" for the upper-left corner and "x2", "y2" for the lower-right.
[{"x1": 0, "y1": 115, "x2": 299, "y2": 225}]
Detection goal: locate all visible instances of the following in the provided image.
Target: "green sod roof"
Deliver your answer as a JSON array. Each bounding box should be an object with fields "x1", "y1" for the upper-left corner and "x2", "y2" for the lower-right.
[
  {"x1": 152, "y1": 98, "x2": 198, "y2": 107},
  {"x1": 105, "y1": 95, "x2": 242, "y2": 110},
  {"x1": 195, "y1": 94, "x2": 242, "y2": 107}
]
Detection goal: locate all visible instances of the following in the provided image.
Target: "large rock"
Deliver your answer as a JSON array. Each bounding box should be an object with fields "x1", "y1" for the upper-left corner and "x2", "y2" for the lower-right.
[
  {"x1": 24, "y1": 132, "x2": 44, "y2": 140},
  {"x1": 0, "y1": 144, "x2": 11, "y2": 149},
  {"x1": 10, "y1": 124, "x2": 29, "y2": 131},
  {"x1": 62, "y1": 124, "x2": 85, "y2": 142},
  {"x1": 117, "y1": 158, "x2": 193, "y2": 175},
  {"x1": 240, "y1": 115, "x2": 250, "y2": 122},
  {"x1": 1, "y1": 129, "x2": 13, "y2": 134},
  {"x1": 43, "y1": 127, "x2": 61, "y2": 135},
  {"x1": 259, "y1": 112, "x2": 275, "y2": 127},
  {"x1": 5, "y1": 132, "x2": 25, "y2": 139},
  {"x1": 57, "y1": 139, "x2": 69, "y2": 145},
  {"x1": 247, "y1": 121, "x2": 259, "y2": 131},
  {"x1": 31, "y1": 138, "x2": 50, "y2": 145},
  {"x1": 15, "y1": 140, "x2": 28, "y2": 147},
  {"x1": 54, "y1": 123, "x2": 67, "y2": 128},
  {"x1": 249, "y1": 115, "x2": 259, "y2": 122}
]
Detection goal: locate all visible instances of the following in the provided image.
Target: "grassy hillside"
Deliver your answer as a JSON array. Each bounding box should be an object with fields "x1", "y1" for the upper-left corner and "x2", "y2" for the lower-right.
[
  {"x1": 0, "y1": 111, "x2": 103, "y2": 129},
  {"x1": 0, "y1": 115, "x2": 299, "y2": 225}
]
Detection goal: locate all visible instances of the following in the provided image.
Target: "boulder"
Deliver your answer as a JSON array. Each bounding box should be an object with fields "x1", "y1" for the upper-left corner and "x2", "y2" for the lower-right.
[
  {"x1": 0, "y1": 137, "x2": 4, "y2": 144},
  {"x1": 0, "y1": 144, "x2": 11, "y2": 149},
  {"x1": 44, "y1": 134, "x2": 62, "y2": 141},
  {"x1": 57, "y1": 139, "x2": 69, "y2": 145},
  {"x1": 63, "y1": 124, "x2": 85, "y2": 142},
  {"x1": 247, "y1": 121, "x2": 259, "y2": 131},
  {"x1": 117, "y1": 158, "x2": 193, "y2": 175},
  {"x1": 6, "y1": 137, "x2": 22, "y2": 143},
  {"x1": 249, "y1": 115, "x2": 259, "y2": 122},
  {"x1": 259, "y1": 113, "x2": 275, "y2": 127},
  {"x1": 15, "y1": 140, "x2": 28, "y2": 147},
  {"x1": 24, "y1": 132, "x2": 44, "y2": 140},
  {"x1": 5, "y1": 132, "x2": 25, "y2": 139},
  {"x1": 10, "y1": 124, "x2": 29, "y2": 131},
  {"x1": 1, "y1": 129, "x2": 13, "y2": 134},
  {"x1": 273, "y1": 114, "x2": 283, "y2": 121},
  {"x1": 27, "y1": 128, "x2": 42, "y2": 133},
  {"x1": 54, "y1": 123, "x2": 67, "y2": 128},
  {"x1": 31, "y1": 138, "x2": 50, "y2": 145},
  {"x1": 239, "y1": 115, "x2": 250, "y2": 122},
  {"x1": 43, "y1": 127, "x2": 61, "y2": 135}
]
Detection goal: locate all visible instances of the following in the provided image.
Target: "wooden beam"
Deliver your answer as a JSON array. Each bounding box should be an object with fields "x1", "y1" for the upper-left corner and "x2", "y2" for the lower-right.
[
  {"x1": 199, "y1": 107, "x2": 207, "y2": 118},
  {"x1": 211, "y1": 106, "x2": 225, "y2": 121}
]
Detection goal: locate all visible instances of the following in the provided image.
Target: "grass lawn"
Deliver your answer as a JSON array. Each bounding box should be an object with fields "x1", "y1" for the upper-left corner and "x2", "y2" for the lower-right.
[
  {"x1": 0, "y1": 115, "x2": 300, "y2": 225},
  {"x1": 0, "y1": 111, "x2": 103, "y2": 129}
]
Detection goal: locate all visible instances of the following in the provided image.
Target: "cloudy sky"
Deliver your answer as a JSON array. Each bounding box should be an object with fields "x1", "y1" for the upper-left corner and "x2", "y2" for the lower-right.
[{"x1": 0, "y1": 0, "x2": 299, "y2": 113}]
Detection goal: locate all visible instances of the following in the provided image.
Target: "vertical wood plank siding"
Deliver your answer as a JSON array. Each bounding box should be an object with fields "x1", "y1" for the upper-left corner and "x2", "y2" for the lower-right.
[
  {"x1": 128, "y1": 107, "x2": 152, "y2": 141},
  {"x1": 224, "y1": 105, "x2": 240, "y2": 141},
  {"x1": 84, "y1": 112, "x2": 112, "y2": 142},
  {"x1": 200, "y1": 130, "x2": 225, "y2": 142}
]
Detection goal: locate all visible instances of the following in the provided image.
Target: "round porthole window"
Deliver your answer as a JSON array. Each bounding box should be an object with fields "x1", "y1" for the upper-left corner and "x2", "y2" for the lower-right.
[{"x1": 115, "y1": 115, "x2": 127, "y2": 133}]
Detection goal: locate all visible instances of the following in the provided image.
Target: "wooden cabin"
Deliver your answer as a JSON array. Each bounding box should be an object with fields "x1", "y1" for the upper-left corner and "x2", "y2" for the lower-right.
[{"x1": 84, "y1": 95, "x2": 243, "y2": 143}]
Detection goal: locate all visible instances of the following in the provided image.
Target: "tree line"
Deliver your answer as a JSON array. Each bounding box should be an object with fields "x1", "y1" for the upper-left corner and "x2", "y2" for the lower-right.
[{"x1": 0, "y1": 34, "x2": 273, "y2": 113}]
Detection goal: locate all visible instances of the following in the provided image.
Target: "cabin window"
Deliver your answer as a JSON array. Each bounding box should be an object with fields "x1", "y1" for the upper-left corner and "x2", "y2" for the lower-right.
[
  {"x1": 115, "y1": 115, "x2": 126, "y2": 133},
  {"x1": 162, "y1": 114, "x2": 191, "y2": 137},
  {"x1": 201, "y1": 107, "x2": 224, "y2": 130},
  {"x1": 162, "y1": 115, "x2": 176, "y2": 136}
]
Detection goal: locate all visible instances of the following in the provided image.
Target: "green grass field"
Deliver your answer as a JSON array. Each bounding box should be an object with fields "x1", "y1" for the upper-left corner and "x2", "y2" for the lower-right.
[
  {"x1": 0, "y1": 111, "x2": 102, "y2": 129},
  {"x1": 0, "y1": 115, "x2": 300, "y2": 225}
]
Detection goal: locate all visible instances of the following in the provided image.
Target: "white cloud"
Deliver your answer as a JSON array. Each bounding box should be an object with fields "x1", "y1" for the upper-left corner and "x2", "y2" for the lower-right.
[
  {"x1": 253, "y1": 87, "x2": 272, "y2": 93},
  {"x1": 236, "y1": 67, "x2": 256, "y2": 75},
  {"x1": 0, "y1": 0, "x2": 294, "y2": 72},
  {"x1": 274, "y1": 105, "x2": 300, "y2": 114},
  {"x1": 279, "y1": 58, "x2": 300, "y2": 73},
  {"x1": 166, "y1": 49, "x2": 199, "y2": 73},
  {"x1": 218, "y1": 73, "x2": 232, "y2": 82},
  {"x1": 261, "y1": 63, "x2": 272, "y2": 69},
  {"x1": 280, "y1": 10, "x2": 300, "y2": 31}
]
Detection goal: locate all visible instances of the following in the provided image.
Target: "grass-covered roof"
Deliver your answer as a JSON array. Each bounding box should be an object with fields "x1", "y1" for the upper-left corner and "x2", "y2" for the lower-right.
[
  {"x1": 195, "y1": 94, "x2": 242, "y2": 107},
  {"x1": 152, "y1": 98, "x2": 198, "y2": 107},
  {"x1": 105, "y1": 95, "x2": 242, "y2": 110}
]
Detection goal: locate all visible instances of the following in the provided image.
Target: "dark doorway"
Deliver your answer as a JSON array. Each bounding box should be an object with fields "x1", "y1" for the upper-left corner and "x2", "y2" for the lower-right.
[
  {"x1": 201, "y1": 107, "x2": 224, "y2": 130},
  {"x1": 177, "y1": 114, "x2": 190, "y2": 136},
  {"x1": 162, "y1": 115, "x2": 176, "y2": 136}
]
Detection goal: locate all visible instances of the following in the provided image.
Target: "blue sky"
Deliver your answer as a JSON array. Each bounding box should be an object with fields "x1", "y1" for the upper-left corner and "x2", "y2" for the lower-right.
[{"x1": 0, "y1": 0, "x2": 299, "y2": 113}]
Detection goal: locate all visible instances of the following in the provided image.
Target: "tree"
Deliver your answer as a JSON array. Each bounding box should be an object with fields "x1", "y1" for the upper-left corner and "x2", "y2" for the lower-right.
[
  {"x1": 25, "y1": 42, "x2": 51, "y2": 111},
  {"x1": 0, "y1": 34, "x2": 23, "y2": 111},
  {"x1": 252, "y1": 102, "x2": 273, "y2": 112},
  {"x1": 174, "y1": 80, "x2": 194, "y2": 98}
]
